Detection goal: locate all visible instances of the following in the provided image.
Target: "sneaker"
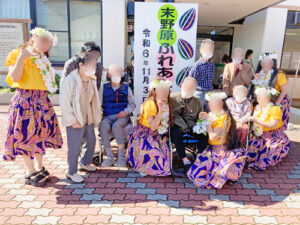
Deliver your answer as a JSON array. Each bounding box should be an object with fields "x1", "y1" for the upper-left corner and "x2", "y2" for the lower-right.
[
  {"x1": 101, "y1": 157, "x2": 115, "y2": 167},
  {"x1": 139, "y1": 172, "x2": 147, "y2": 177},
  {"x1": 115, "y1": 156, "x2": 127, "y2": 167},
  {"x1": 183, "y1": 163, "x2": 192, "y2": 175},
  {"x1": 66, "y1": 173, "x2": 84, "y2": 183},
  {"x1": 79, "y1": 164, "x2": 97, "y2": 172}
]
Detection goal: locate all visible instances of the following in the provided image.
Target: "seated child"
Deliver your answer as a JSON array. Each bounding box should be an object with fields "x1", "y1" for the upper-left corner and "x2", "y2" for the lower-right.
[
  {"x1": 100, "y1": 64, "x2": 135, "y2": 167},
  {"x1": 226, "y1": 85, "x2": 251, "y2": 145},
  {"x1": 127, "y1": 78, "x2": 172, "y2": 176},
  {"x1": 247, "y1": 87, "x2": 290, "y2": 170},
  {"x1": 187, "y1": 91, "x2": 246, "y2": 189},
  {"x1": 60, "y1": 52, "x2": 102, "y2": 183}
]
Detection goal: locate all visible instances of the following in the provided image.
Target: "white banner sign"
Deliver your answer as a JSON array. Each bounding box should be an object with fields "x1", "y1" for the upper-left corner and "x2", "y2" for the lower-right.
[
  {"x1": 0, "y1": 22, "x2": 24, "y2": 73},
  {"x1": 134, "y1": 2, "x2": 198, "y2": 111}
]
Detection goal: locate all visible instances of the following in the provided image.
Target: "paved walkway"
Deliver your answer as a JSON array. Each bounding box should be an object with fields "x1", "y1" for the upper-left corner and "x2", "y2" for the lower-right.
[{"x1": 0, "y1": 105, "x2": 300, "y2": 225}]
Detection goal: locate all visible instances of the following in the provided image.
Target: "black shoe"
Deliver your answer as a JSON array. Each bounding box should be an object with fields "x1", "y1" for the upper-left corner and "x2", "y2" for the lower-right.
[
  {"x1": 183, "y1": 163, "x2": 192, "y2": 175},
  {"x1": 171, "y1": 169, "x2": 185, "y2": 177},
  {"x1": 227, "y1": 180, "x2": 238, "y2": 186}
]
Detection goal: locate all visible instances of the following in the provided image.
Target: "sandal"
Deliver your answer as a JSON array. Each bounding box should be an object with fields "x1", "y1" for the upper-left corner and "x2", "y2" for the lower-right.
[
  {"x1": 24, "y1": 172, "x2": 38, "y2": 185},
  {"x1": 37, "y1": 167, "x2": 51, "y2": 182},
  {"x1": 31, "y1": 173, "x2": 48, "y2": 187},
  {"x1": 24, "y1": 167, "x2": 50, "y2": 187}
]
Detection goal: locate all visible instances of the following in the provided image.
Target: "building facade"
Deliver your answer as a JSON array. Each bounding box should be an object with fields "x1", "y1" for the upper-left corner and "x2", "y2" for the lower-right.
[{"x1": 0, "y1": 0, "x2": 300, "y2": 104}]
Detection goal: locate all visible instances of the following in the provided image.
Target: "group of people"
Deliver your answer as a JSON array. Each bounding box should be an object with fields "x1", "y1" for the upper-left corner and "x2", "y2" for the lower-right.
[{"x1": 3, "y1": 27, "x2": 290, "y2": 189}]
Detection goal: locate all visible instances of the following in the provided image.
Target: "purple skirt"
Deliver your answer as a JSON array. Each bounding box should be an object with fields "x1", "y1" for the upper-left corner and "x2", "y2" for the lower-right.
[
  {"x1": 3, "y1": 89, "x2": 63, "y2": 161},
  {"x1": 127, "y1": 124, "x2": 171, "y2": 176},
  {"x1": 247, "y1": 127, "x2": 290, "y2": 170},
  {"x1": 280, "y1": 94, "x2": 290, "y2": 130},
  {"x1": 187, "y1": 145, "x2": 246, "y2": 189}
]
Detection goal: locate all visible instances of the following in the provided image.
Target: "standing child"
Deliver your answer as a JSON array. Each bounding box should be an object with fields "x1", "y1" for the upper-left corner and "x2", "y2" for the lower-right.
[
  {"x1": 187, "y1": 91, "x2": 246, "y2": 188},
  {"x1": 100, "y1": 64, "x2": 135, "y2": 167},
  {"x1": 3, "y1": 27, "x2": 63, "y2": 187},
  {"x1": 60, "y1": 52, "x2": 102, "y2": 183}
]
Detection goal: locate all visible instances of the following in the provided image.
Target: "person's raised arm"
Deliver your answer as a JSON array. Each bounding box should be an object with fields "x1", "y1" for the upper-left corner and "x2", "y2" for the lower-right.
[
  {"x1": 9, "y1": 48, "x2": 33, "y2": 82},
  {"x1": 148, "y1": 101, "x2": 164, "y2": 131}
]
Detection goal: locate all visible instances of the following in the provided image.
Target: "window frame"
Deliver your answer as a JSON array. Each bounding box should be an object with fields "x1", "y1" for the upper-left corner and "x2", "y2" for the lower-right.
[
  {"x1": 280, "y1": 10, "x2": 300, "y2": 74},
  {"x1": 30, "y1": 0, "x2": 103, "y2": 67}
]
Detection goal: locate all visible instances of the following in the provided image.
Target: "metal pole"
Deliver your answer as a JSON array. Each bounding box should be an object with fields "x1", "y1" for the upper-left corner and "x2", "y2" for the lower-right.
[{"x1": 290, "y1": 59, "x2": 300, "y2": 106}]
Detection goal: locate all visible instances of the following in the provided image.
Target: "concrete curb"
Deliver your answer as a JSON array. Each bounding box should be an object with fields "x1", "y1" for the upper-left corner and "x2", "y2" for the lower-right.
[{"x1": 0, "y1": 93, "x2": 60, "y2": 106}]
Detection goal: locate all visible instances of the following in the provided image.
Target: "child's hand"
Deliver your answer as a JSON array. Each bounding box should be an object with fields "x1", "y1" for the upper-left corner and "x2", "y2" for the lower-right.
[
  {"x1": 242, "y1": 123, "x2": 249, "y2": 129},
  {"x1": 72, "y1": 121, "x2": 81, "y2": 129},
  {"x1": 157, "y1": 100, "x2": 165, "y2": 112},
  {"x1": 19, "y1": 48, "x2": 35, "y2": 60},
  {"x1": 236, "y1": 122, "x2": 242, "y2": 128},
  {"x1": 254, "y1": 73, "x2": 261, "y2": 80},
  {"x1": 248, "y1": 116, "x2": 257, "y2": 123},
  {"x1": 198, "y1": 112, "x2": 208, "y2": 120},
  {"x1": 117, "y1": 111, "x2": 127, "y2": 118}
]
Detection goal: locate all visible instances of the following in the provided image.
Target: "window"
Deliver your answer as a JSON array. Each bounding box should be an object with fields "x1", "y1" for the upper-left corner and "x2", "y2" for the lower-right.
[
  {"x1": 33, "y1": 0, "x2": 102, "y2": 65},
  {"x1": 281, "y1": 11, "x2": 300, "y2": 73},
  {"x1": 196, "y1": 26, "x2": 234, "y2": 88},
  {"x1": 196, "y1": 26, "x2": 234, "y2": 63},
  {"x1": 70, "y1": 0, "x2": 101, "y2": 57}
]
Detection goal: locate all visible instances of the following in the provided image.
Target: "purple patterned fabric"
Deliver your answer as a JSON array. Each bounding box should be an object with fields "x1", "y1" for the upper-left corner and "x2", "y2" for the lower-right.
[
  {"x1": 127, "y1": 124, "x2": 171, "y2": 176},
  {"x1": 280, "y1": 94, "x2": 290, "y2": 130},
  {"x1": 247, "y1": 127, "x2": 290, "y2": 171},
  {"x1": 3, "y1": 89, "x2": 63, "y2": 161},
  {"x1": 187, "y1": 145, "x2": 246, "y2": 189}
]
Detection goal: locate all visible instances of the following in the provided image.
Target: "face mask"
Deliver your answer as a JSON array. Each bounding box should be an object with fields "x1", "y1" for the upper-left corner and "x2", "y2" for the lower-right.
[
  {"x1": 232, "y1": 58, "x2": 242, "y2": 65},
  {"x1": 84, "y1": 69, "x2": 96, "y2": 77},
  {"x1": 235, "y1": 96, "x2": 246, "y2": 103},
  {"x1": 111, "y1": 75, "x2": 121, "y2": 83},
  {"x1": 181, "y1": 90, "x2": 193, "y2": 99},
  {"x1": 202, "y1": 52, "x2": 213, "y2": 60}
]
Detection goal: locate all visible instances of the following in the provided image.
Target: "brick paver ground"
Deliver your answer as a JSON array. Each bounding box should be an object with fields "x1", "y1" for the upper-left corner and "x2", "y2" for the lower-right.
[{"x1": 0, "y1": 105, "x2": 300, "y2": 225}]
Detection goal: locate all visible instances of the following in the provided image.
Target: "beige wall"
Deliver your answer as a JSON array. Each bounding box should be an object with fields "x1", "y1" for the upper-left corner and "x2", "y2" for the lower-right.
[
  {"x1": 102, "y1": 0, "x2": 127, "y2": 70},
  {"x1": 232, "y1": 10, "x2": 267, "y2": 70}
]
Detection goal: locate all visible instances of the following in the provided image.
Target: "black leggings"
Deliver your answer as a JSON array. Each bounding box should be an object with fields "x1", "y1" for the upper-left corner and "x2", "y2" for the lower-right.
[{"x1": 170, "y1": 125, "x2": 208, "y2": 159}]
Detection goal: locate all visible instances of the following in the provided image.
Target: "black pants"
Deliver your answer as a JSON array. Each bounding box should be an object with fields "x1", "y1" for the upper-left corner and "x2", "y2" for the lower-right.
[{"x1": 170, "y1": 125, "x2": 208, "y2": 159}]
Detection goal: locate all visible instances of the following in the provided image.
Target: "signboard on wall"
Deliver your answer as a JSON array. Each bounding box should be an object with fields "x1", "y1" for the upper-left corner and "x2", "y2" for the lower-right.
[
  {"x1": 134, "y1": 2, "x2": 198, "y2": 111},
  {"x1": 0, "y1": 19, "x2": 31, "y2": 75}
]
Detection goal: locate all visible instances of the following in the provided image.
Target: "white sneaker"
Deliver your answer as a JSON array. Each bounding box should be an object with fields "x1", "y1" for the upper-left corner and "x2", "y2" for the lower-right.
[
  {"x1": 139, "y1": 172, "x2": 147, "y2": 177},
  {"x1": 101, "y1": 158, "x2": 115, "y2": 167},
  {"x1": 66, "y1": 173, "x2": 84, "y2": 183},
  {"x1": 79, "y1": 164, "x2": 97, "y2": 172}
]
